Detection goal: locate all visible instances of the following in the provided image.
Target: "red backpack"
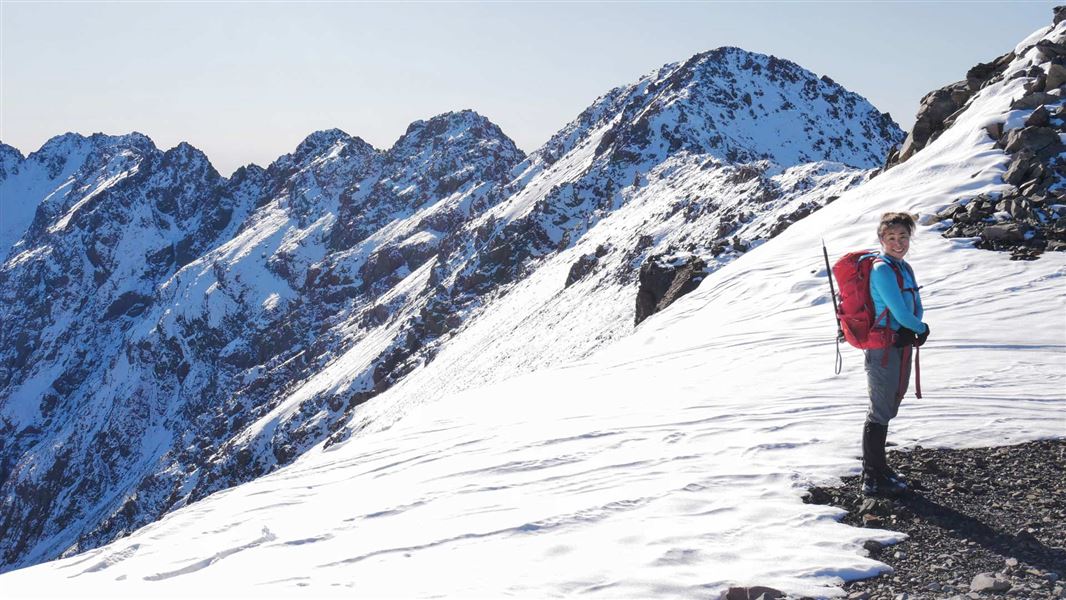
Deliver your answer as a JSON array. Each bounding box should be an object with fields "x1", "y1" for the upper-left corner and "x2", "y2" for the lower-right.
[{"x1": 832, "y1": 250, "x2": 900, "y2": 350}]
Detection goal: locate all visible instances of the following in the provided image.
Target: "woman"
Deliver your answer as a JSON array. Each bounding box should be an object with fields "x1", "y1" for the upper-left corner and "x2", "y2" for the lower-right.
[{"x1": 862, "y1": 212, "x2": 929, "y2": 497}]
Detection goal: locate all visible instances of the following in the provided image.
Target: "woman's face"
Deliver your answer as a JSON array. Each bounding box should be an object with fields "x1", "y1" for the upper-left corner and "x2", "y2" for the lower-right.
[{"x1": 880, "y1": 224, "x2": 911, "y2": 260}]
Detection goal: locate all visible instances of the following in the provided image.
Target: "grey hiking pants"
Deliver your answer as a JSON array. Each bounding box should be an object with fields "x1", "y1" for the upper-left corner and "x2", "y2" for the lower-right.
[{"x1": 864, "y1": 346, "x2": 912, "y2": 426}]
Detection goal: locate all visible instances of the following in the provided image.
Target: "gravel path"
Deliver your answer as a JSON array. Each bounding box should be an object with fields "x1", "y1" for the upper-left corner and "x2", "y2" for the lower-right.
[{"x1": 802, "y1": 439, "x2": 1066, "y2": 600}]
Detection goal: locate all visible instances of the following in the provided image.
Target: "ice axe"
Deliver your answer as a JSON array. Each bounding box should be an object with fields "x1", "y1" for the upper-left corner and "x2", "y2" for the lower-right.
[{"x1": 822, "y1": 239, "x2": 843, "y2": 374}]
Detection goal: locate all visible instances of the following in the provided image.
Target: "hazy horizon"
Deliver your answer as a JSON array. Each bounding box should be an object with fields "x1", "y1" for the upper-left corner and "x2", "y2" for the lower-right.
[{"x1": 2, "y1": 1, "x2": 1057, "y2": 176}]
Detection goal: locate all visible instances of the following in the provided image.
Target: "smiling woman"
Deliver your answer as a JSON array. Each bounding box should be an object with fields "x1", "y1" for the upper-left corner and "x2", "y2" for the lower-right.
[{"x1": 861, "y1": 211, "x2": 930, "y2": 498}]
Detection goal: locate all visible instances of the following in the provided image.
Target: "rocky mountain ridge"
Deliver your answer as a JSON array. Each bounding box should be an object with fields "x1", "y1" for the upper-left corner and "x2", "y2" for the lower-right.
[{"x1": 885, "y1": 12, "x2": 1066, "y2": 260}]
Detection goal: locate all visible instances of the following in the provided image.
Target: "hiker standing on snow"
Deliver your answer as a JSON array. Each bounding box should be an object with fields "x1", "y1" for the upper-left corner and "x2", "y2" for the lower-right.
[{"x1": 861, "y1": 212, "x2": 929, "y2": 497}]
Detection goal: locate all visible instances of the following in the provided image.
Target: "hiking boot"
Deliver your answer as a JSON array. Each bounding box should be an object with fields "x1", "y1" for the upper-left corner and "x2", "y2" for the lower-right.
[
  {"x1": 861, "y1": 421, "x2": 908, "y2": 497},
  {"x1": 861, "y1": 469, "x2": 907, "y2": 497},
  {"x1": 882, "y1": 465, "x2": 909, "y2": 491}
]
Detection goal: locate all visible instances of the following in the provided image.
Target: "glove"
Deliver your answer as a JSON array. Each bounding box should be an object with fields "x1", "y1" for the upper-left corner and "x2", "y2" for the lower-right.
[
  {"x1": 894, "y1": 327, "x2": 917, "y2": 348},
  {"x1": 916, "y1": 324, "x2": 930, "y2": 347}
]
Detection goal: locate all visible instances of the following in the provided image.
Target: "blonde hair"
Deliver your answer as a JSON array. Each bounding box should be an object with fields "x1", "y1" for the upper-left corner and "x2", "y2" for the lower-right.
[{"x1": 877, "y1": 212, "x2": 917, "y2": 238}]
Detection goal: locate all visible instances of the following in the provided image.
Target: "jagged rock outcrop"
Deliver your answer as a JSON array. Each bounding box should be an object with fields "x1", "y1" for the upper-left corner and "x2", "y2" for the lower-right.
[
  {"x1": 886, "y1": 52, "x2": 1016, "y2": 167},
  {"x1": 927, "y1": 8, "x2": 1066, "y2": 259},
  {"x1": 635, "y1": 253, "x2": 707, "y2": 325}
]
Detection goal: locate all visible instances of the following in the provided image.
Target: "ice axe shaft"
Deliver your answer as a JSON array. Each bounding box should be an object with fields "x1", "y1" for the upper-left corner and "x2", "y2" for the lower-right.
[{"x1": 822, "y1": 239, "x2": 844, "y2": 374}]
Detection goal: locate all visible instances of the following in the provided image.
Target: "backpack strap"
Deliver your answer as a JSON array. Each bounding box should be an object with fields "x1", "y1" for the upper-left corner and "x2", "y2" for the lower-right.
[
  {"x1": 879, "y1": 257, "x2": 920, "y2": 320},
  {"x1": 914, "y1": 346, "x2": 922, "y2": 399},
  {"x1": 888, "y1": 259, "x2": 923, "y2": 399},
  {"x1": 872, "y1": 257, "x2": 908, "y2": 329}
]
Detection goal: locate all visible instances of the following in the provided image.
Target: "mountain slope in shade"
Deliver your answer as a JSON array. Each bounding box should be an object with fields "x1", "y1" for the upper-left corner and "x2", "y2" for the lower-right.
[{"x1": 1, "y1": 19, "x2": 1062, "y2": 600}]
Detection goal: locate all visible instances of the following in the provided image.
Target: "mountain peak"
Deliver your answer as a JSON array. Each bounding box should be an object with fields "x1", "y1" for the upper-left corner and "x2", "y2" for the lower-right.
[
  {"x1": 293, "y1": 128, "x2": 362, "y2": 160},
  {"x1": 571, "y1": 46, "x2": 902, "y2": 169},
  {"x1": 30, "y1": 131, "x2": 157, "y2": 161},
  {"x1": 160, "y1": 141, "x2": 220, "y2": 180},
  {"x1": 390, "y1": 109, "x2": 522, "y2": 163},
  {"x1": 0, "y1": 142, "x2": 25, "y2": 163},
  {"x1": 267, "y1": 129, "x2": 379, "y2": 180},
  {"x1": 0, "y1": 144, "x2": 25, "y2": 181},
  {"x1": 164, "y1": 141, "x2": 210, "y2": 161}
]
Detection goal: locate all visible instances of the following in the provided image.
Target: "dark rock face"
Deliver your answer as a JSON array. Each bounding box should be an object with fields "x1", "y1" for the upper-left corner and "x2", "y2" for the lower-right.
[
  {"x1": 635, "y1": 254, "x2": 707, "y2": 325},
  {"x1": 0, "y1": 132, "x2": 244, "y2": 569},
  {"x1": 0, "y1": 143, "x2": 24, "y2": 182},
  {"x1": 722, "y1": 585, "x2": 786, "y2": 600},
  {"x1": 804, "y1": 440, "x2": 1066, "y2": 600},
  {"x1": 565, "y1": 253, "x2": 600, "y2": 288}
]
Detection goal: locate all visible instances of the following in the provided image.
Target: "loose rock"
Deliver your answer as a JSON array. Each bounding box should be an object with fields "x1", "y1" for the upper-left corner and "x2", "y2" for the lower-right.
[{"x1": 807, "y1": 440, "x2": 1066, "y2": 600}]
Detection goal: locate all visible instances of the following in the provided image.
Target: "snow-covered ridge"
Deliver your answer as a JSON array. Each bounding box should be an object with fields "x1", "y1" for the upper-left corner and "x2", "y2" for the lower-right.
[{"x1": 526, "y1": 46, "x2": 899, "y2": 176}]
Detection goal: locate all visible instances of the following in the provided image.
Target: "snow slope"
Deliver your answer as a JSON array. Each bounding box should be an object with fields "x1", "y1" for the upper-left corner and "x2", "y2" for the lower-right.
[{"x1": 3, "y1": 20, "x2": 1063, "y2": 600}]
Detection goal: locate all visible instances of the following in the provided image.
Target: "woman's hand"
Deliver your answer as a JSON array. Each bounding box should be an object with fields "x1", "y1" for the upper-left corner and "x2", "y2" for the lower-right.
[
  {"x1": 917, "y1": 324, "x2": 930, "y2": 347},
  {"x1": 894, "y1": 327, "x2": 917, "y2": 347}
]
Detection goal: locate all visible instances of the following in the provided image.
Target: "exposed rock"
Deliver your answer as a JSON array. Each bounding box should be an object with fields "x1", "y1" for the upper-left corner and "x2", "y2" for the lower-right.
[
  {"x1": 981, "y1": 223, "x2": 1027, "y2": 243},
  {"x1": 970, "y1": 572, "x2": 1011, "y2": 593},
  {"x1": 896, "y1": 83, "x2": 971, "y2": 163},
  {"x1": 1027, "y1": 106, "x2": 1051, "y2": 128},
  {"x1": 635, "y1": 253, "x2": 707, "y2": 325},
  {"x1": 809, "y1": 440, "x2": 1066, "y2": 600},
  {"x1": 1013, "y1": 92, "x2": 1059, "y2": 111},
  {"x1": 565, "y1": 253, "x2": 599, "y2": 288},
  {"x1": 768, "y1": 202, "x2": 817, "y2": 238},
  {"x1": 1003, "y1": 151, "x2": 1037, "y2": 186},
  {"x1": 966, "y1": 52, "x2": 1015, "y2": 92},
  {"x1": 1047, "y1": 63, "x2": 1066, "y2": 90},
  {"x1": 863, "y1": 540, "x2": 884, "y2": 555},
  {"x1": 1034, "y1": 39, "x2": 1066, "y2": 62},
  {"x1": 723, "y1": 586, "x2": 785, "y2": 600},
  {"x1": 1001, "y1": 126, "x2": 1060, "y2": 154},
  {"x1": 889, "y1": 51, "x2": 1015, "y2": 167}
]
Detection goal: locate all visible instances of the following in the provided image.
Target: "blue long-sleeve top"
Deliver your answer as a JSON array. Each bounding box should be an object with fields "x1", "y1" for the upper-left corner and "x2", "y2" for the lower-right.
[{"x1": 870, "y1": 253, "x2": 926, "y2": 333}]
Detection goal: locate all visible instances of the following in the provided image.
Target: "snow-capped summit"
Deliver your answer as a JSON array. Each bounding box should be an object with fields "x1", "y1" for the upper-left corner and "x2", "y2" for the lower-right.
[
  {"x1": 391, "y1": 109, "x2": 519, "y2": 159},
  {"x1": 291, "y1": 128, "x2": 357, "y2": 159},
  {"x1": 0, "y1": 132, "x2": 166, "y2": 263},
  {"x1": 266, "y1": 129, "x2": 379, "y2": 188},
  {"x1": 328, "y1": 110, "x2": 525, "y2": 250},
  {"x1": 0, "y1": 144, "x2": 25, "y2": 182},
  {"x1": 533, "y1": 47, "x2": 899, "y2": 174}
]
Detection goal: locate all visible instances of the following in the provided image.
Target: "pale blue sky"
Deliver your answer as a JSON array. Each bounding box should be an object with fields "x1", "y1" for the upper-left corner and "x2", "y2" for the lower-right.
[{"x1": 1, "y1": 1, "x2": 1056, "y2": 175}]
